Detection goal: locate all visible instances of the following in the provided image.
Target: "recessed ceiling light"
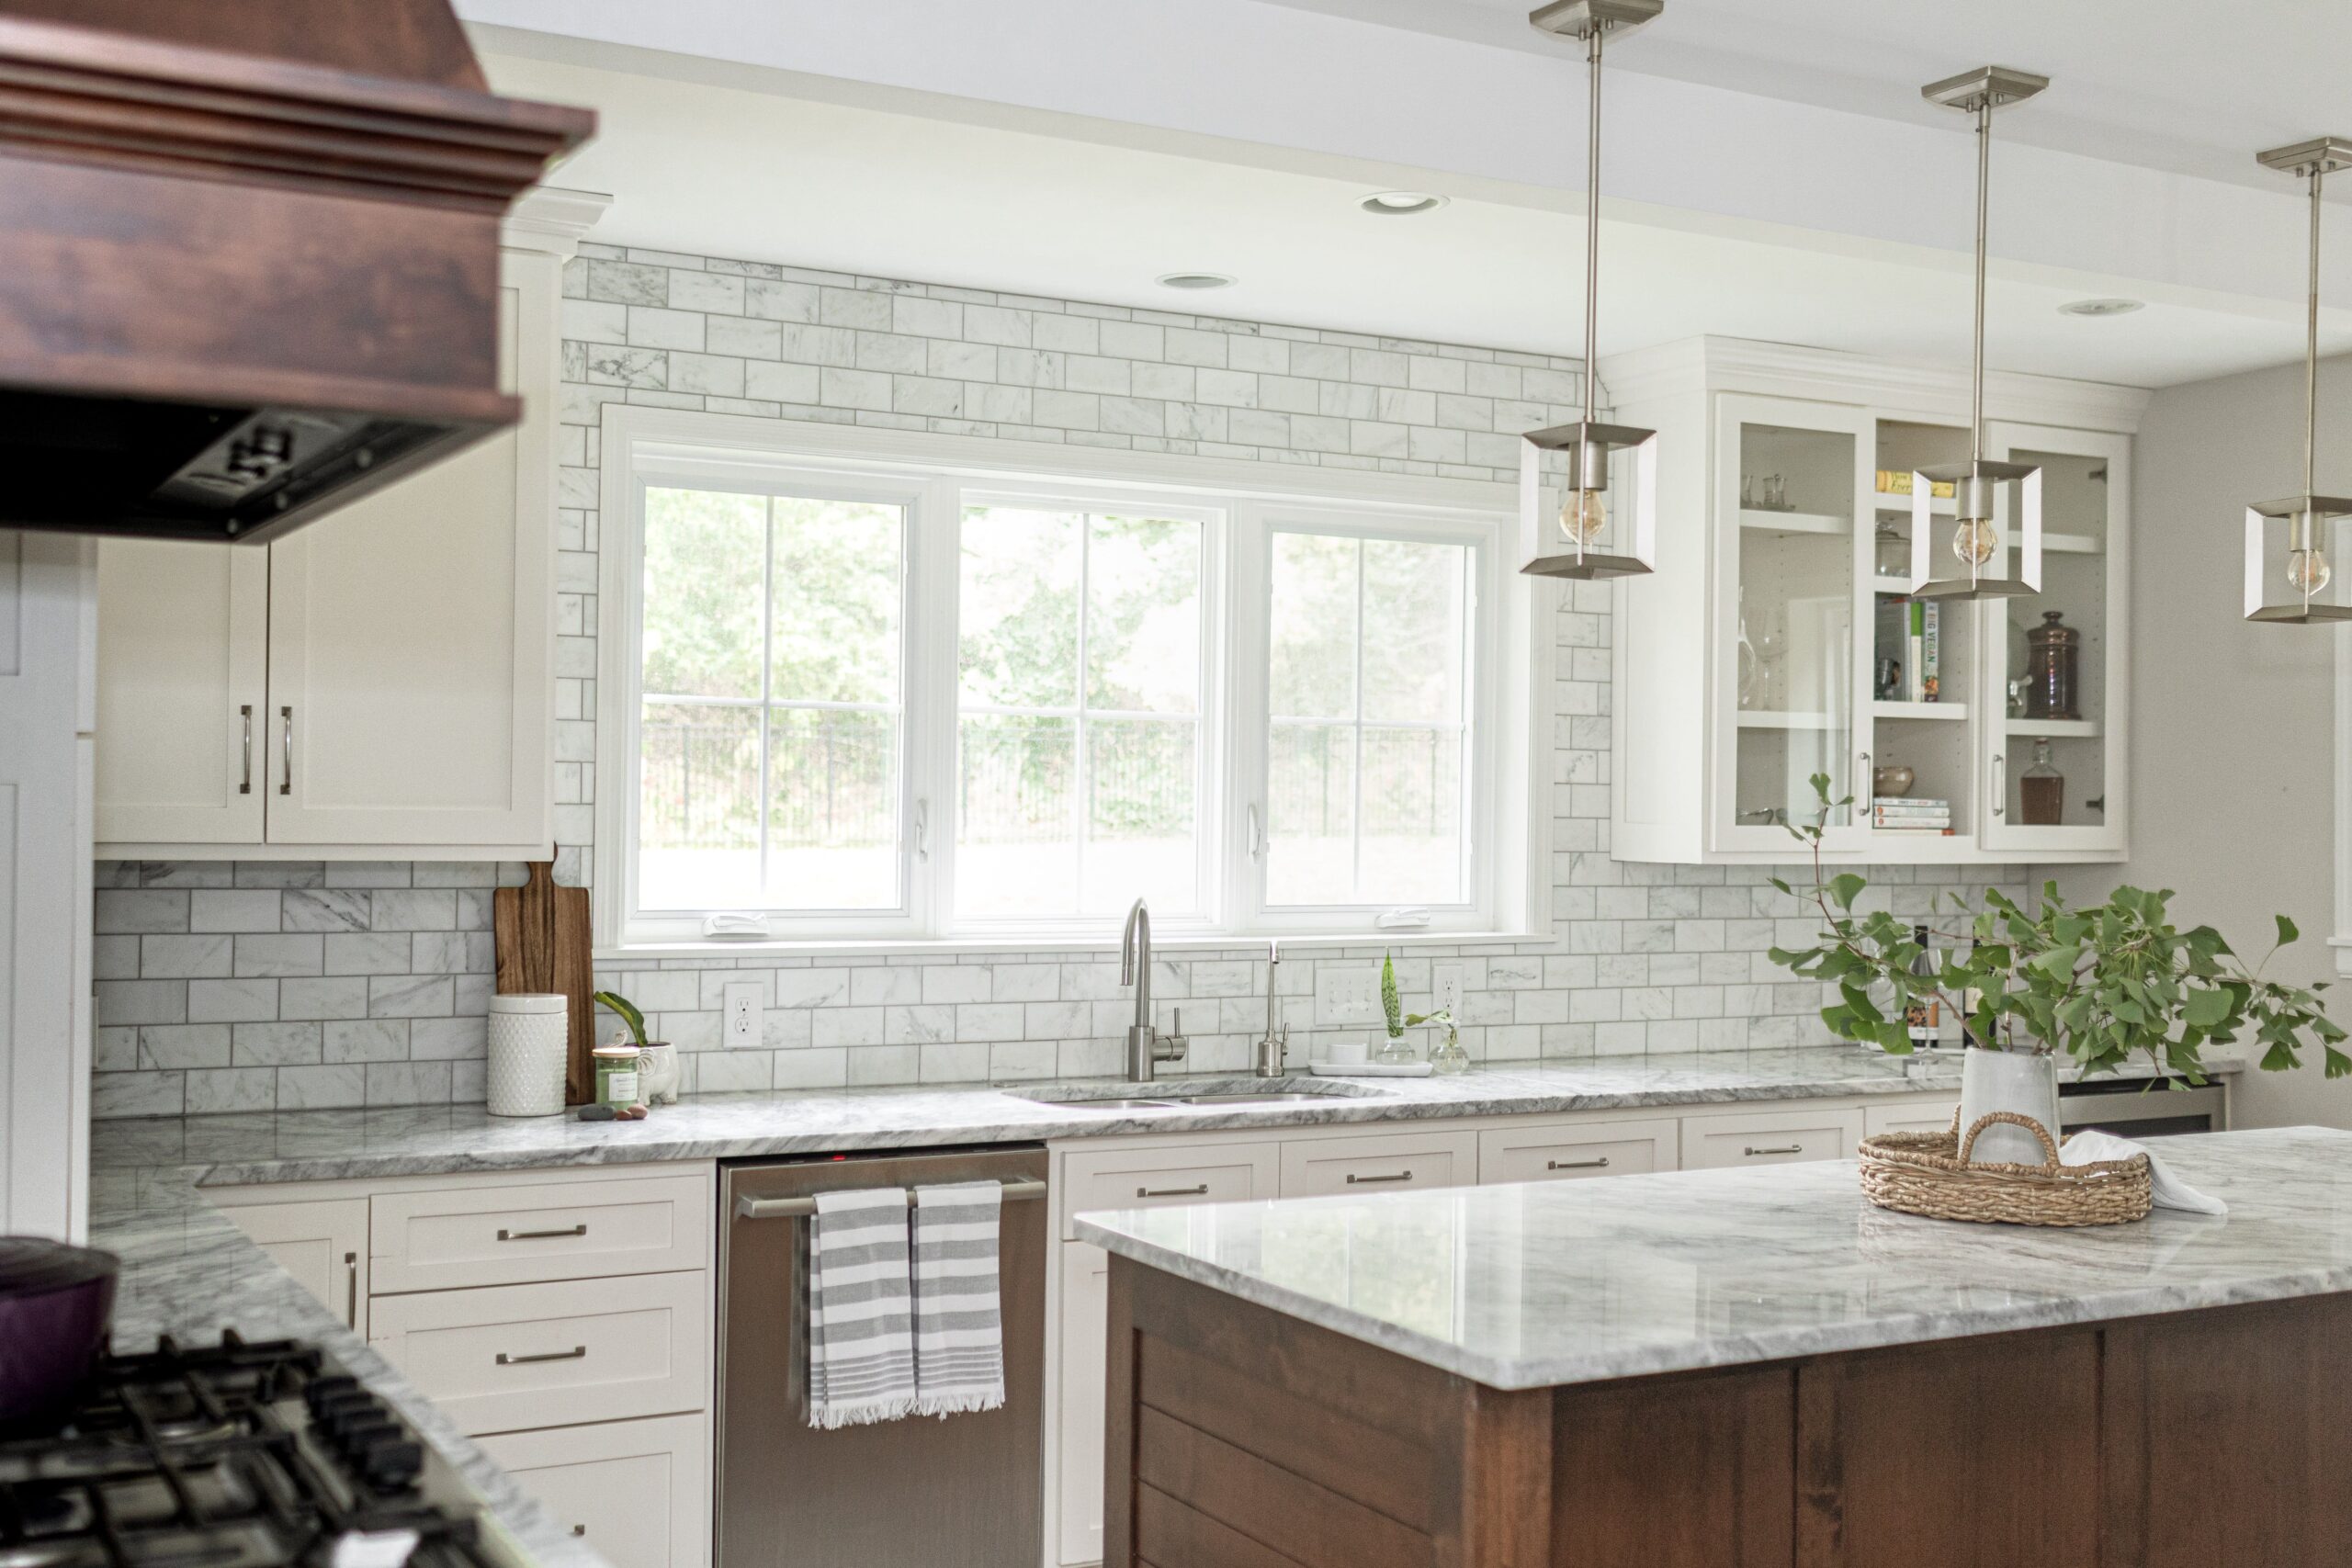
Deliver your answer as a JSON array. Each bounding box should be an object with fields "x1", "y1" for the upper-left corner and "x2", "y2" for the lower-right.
[
  {"x1": 2058, "y1": 298, "x2": 2145, "y2": 317},
  {"x1": 1360, "y1": 191, "x2": 1447, "y2": 216},
  {"x1": 1156, "y1": 272, "x2": 1236, "y2": 290}
]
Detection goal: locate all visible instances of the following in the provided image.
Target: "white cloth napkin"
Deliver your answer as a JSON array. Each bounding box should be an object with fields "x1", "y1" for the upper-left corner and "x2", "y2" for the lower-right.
[
  {"x1": 910, "y1": 1180, "x2": 1007, "y2": 1418},
  {"x1": 2061, "y1": 1130, "x2": 2226, "y2": 1215},
  {"x1": 808, "y1": 1188, "x2": 918, "y2": 1428}
]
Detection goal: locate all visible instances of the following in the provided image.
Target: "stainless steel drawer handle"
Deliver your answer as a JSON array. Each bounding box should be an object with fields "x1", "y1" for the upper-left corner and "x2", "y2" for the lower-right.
[
  {"x1": 279, "y1": 705, "x2": 293, "y2": 795},
  {"x1": 1744, "y1": 1144, "x2": 1804, "y2": 1157},
  {"x1": 1548, "y1": 1156, "x2": 1611, "y2": 1170},
  {"x1": 344, "y1": 1251, "x2": 357, "y2": 1328},
  {"x1": 1345, "y1": 1170, "x2": 1414, "y2": 1185},
  {"x1": 496, "y1": 1346, "x2": 587, "y2": 1366},
  {"x1": 570, "y1": 1527, "x2": 586, "y2": 1538},
  {"x1": 497, "y1": 1224, "x2": 588, "y2": 1241},
  {"x1": 1137, "y1": 1183, "x2": 1210, "y2": 1199},
  {"x1": 240, "y1": 705, "x2": 254, "y2": 795}
]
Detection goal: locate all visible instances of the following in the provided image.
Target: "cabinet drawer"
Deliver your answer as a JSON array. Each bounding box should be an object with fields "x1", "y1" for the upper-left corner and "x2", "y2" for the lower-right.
[
  {"x1": 1278, "y1": 1128, "x2": 1478, "y2": 1199},
  {"x1": 1478, "y1": 1117, "x2": 1679, "y2": 1184},
  {"x1": 368, "y1": 1270, "x2": 706, "y2": 1436},
  {"x1": 1058, "y1": 1142, "x2": 1278, "y2": 1240},
  {"x1": 1865, "y1": 1097, "x2": 1961, "y2": 1139},
  {"x1": 1679, "y1": 1107, "x2": 1863, "y2": 1170},
  {"x1": 478, "y1": 1414, "x2": 710, "y2": 1568},
  {"x1": 371, "y1": 1173, "x2": 708, "y2": 1293}
]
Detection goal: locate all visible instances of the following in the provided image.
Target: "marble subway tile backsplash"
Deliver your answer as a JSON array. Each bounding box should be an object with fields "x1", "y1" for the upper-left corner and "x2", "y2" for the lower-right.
[{"x1": 91, "y1": 857, "x2": 2021, "y2": 1118}]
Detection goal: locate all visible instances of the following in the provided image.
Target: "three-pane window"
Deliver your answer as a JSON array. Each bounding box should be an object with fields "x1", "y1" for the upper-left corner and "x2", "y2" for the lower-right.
[{"x1": 612, "y1": 449, "x2": 1506, "y2": 942}]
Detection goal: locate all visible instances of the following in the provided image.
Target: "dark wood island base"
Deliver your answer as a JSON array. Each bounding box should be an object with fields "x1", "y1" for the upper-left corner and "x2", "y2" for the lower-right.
[{"x1": 1103, "y1": 1258, "x2": 2352, "y2": 1568}]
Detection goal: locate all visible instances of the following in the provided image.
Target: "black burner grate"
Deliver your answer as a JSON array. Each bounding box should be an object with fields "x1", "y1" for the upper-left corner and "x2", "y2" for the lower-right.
[{"x1": 0, "y1": 1336, "x2": 504, "y2": 1568}]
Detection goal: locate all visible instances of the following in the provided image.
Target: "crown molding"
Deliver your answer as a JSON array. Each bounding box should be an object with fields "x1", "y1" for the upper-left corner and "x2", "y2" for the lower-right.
[
  {"x1": 1600, "y1": 335, "x2": 2153, "y2": 435},
  {"x1": 503, "y1": 186, "x2": 613, "y2": 257}
]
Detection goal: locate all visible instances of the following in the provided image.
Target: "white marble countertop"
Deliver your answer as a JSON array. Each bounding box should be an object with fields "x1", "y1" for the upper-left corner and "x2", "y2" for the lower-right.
[
  {"x1": 89, "y1": 1045, "x2": 2227, "y2": 1188},
  {"x1": 1073, "y1": 1126, "x2": 2352, "y2": 1392}
]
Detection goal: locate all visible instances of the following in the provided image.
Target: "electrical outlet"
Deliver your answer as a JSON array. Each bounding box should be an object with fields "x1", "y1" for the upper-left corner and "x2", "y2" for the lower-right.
[
  {"x1": 1434, "y1": 964, "x2": 1464, "y2": 1015},
  {"x1": 723, "y1": 982, "x2": 763, "y2": 1049},
  {"x1": 1315, "y1": 965, "x2": 1378, "y2": 1026}
]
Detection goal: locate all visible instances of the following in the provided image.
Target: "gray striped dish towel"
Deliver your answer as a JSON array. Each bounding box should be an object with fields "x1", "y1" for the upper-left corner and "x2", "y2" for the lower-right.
[
  {"x1": 807, "y1": 1188, "x2": 918, "y2": 1429},
  {"x1": 911, "y1": 1181, "x2": 1006, "y2": 1418}
]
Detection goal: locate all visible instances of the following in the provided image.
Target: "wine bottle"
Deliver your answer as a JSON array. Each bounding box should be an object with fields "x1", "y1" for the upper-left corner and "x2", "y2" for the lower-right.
[{"x1": 1905, "y1": 924, "x2": 1939, "y2": 1048}]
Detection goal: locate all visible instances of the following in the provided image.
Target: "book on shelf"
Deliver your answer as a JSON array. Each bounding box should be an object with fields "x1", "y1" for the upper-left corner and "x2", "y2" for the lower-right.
[{"x1": 1875, "y1": 470, "x2": 1958, "y2": 499}]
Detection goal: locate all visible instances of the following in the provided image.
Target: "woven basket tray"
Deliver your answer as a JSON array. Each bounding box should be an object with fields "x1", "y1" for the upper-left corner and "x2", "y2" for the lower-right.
[{"x1": 1858, "y1": 1110, "x2": 2152, "y2": 1227}]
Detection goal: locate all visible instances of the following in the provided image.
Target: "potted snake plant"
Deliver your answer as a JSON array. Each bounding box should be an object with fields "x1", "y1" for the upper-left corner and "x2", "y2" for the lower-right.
[{"x1": 593, "y1": 989, "x2": 681, "y2": 1106}]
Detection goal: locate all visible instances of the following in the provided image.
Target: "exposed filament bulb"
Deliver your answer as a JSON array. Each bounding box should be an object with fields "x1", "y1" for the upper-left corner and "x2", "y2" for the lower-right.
[
  {"x1": 1951, "y1": 517, "x2": 1998, "y2": 570},
  {"x1": 1557, "y1": 488, "x2": 1607, "y2": 549},
  {"x1": 2287, "y1": 547, "x2": 2333, "y2": 597}
]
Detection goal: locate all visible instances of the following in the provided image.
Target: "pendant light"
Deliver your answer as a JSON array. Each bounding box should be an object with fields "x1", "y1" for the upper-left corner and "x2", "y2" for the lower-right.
[
  {"x1": 2245, "y1": 137, "x2": 2352, "y2": 624},
  {"x1": 1519, "y1": 0, "x2": 1660, "y2": 582},
  {"x1": 1907, "y1": 67, "x2": 2048, "y2": 602}
]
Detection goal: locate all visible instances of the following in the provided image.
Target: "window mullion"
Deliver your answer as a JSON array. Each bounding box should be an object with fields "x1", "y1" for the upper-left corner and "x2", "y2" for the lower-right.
[
  {"x1": 1072, "y1": 514, "x2": 1091, "y2": 914},
  {"x1": 758, "y1": 495, "x2": 775, "y2": 898},
  {"x1": 1351, "y1": 538, "x2": 1366, "y2": 905}
]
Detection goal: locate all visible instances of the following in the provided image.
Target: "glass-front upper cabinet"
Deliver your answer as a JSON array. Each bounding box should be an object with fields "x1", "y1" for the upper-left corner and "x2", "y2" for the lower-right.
[
  {"x1": 1863, "y1": 420, "x2": 1975, "y2": 848},
  {"x1": 1713, "y1": 395, "x2": 1871, "y2": 852},
  {"x1": 1977, "y1": 423, "x2": 2129, "y2": 853}
]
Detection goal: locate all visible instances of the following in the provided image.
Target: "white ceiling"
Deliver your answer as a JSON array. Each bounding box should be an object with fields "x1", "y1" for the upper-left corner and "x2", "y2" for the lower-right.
[
  {"x1": 1272, "y1": 0, "x2": 2352, "y2": 192},
  {"x1": 475, "y1": 3, "x2": 2352, "y2": 391}
]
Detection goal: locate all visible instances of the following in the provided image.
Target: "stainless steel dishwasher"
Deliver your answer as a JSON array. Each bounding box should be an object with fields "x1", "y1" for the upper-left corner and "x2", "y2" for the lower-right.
[{"x1": 716, "y1": 1144, "x2": 1048, "y2": 1568}]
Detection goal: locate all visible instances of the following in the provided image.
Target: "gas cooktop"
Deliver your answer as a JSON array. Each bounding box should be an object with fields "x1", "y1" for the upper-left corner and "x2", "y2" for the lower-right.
[{"x1": 0, "y1": 1335, "x2": 526, "y2": 1568}]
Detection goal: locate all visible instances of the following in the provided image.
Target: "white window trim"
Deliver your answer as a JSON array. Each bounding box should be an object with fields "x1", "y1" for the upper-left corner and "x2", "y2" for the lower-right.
[{"x1": 595, "y1": 404, "x2": 1553, "y2": 954}]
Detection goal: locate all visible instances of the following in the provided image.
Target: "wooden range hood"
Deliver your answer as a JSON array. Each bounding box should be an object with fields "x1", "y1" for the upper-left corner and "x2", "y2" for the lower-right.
[{"x1": 0, "y1": 0, "x2": 592, "y2": 544}]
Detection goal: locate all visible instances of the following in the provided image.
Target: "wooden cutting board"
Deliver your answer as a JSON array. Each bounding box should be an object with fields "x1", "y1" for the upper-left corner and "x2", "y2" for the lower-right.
[{"x1": 493, "y1": 862, "x2": 595, "y2": 1104}]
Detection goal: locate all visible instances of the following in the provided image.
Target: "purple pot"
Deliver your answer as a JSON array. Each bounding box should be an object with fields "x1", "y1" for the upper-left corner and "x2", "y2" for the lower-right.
[{"x1": 0, "y1": 1237, "x2": 118, "y2": 1429}]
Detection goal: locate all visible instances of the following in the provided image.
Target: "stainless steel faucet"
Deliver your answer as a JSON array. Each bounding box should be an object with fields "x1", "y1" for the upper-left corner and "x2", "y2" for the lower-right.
[
  {"x1": 1120, "y1": 897, "x2": 1186, "y2": 1081},
  {"x1": 1253, "y1": 941, "x2": 1289, "y2": 1077}
]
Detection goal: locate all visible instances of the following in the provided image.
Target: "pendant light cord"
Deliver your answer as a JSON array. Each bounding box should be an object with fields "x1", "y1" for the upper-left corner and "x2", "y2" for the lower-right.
[
  {"x1": 1971, "y1": 96, "x2": 1990, "y2": 465},
  {"x1": 2308, "y1": 164, "x2": 2324, "y2": 502},
  {"x1": 1583, "y1": 24, "x2": 1604, "y2": 423}
]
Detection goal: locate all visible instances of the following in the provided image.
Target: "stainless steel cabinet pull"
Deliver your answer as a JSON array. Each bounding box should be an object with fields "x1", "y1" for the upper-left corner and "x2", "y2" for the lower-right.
[
  {"x1": 344, "y1": 1251, "x2": 357, "y2": 1328},
  {"x1": 1137, "y1": 1183, "x2": 1209, "y2": 1199},
  {"x1": 1548, "y1": 1156, "x2": 1611, "y2": 1170},
  {"x1": 240, "y1": 705, "x2": 254, "y2": 795},
  {"x1": 497, "y1": 1224, "x2": 587, "y2": 1241},
  {"x1": 278, "y1": 706, "x2": 293, "y2": 795},
  {"x1": 1744, "y1": 1144, "x2": 1804, "y2": 1157},
  {"x1": 1992, "y1": 752, "x2": 2007, "y2": 817},
  {"x1": 496, "y1": 1346, "x2": 587, "y2": 1366},
  {"x1": 1345, "y1": 1170, "x2": 1413, "y2": 1185}
]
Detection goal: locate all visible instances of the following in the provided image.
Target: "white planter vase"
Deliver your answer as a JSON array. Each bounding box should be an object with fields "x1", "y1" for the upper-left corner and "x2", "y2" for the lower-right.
[
  {"x1": 1957, "y1": 1046, "x2": 2061, "y2": 1167},
  {"x1": 637, "y1": 1041, "x2": 682, "y2": 1106}
]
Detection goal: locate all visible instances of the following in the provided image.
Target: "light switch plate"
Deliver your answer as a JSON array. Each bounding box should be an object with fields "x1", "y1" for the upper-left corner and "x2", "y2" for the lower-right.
[
  {"x1": 1315, "y1": 965, "x2": 1379, "y2": 1026},
  {"x1": 723, "y1": 982, "x2": 763, "y2": 1048},
  {"x1": 1434, "y1": 964, "x2": 1464, "y2": 1015}
]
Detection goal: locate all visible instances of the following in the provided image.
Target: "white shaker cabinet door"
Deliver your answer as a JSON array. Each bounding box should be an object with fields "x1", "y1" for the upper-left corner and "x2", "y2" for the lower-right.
[
  {"x1": 95, "y1": 538, "x2": 268, "y2": 843},
  {"x1": 263, "y1": 259, "x2": 553, "y2": 853}
]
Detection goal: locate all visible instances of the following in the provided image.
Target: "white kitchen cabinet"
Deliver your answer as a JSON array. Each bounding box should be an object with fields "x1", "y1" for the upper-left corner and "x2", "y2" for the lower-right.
[
  {"x1": 92, "y1": 192, "x2": 604, "y2": 859},
  {"x1": 1477, "y1": 1115, "x2": 1679, "y2": 1183},
  {"x1": 1277, "y1": 1125, "x2": 1479, "y2": 1198},
  {"x1": 1053, "y1": 1241, "x2": 1110, "y2": 1566},
  {"x1": 1603, "y1": 336, "x2": 2147, "y2": 866},
  {"x1": 479, "y1": 1414, "x2": 712, "y2": 1568},
  {"x1": 1679, "y1": 1105, "x2": 1863, "y2": 1169},
  {"x1": 1863, "y1": 1097, "x2": 1962, "y2": 1138},
  {"x1": 94, "y1": 541, "x2": 268, "y2": 843},
  {"x1": 220, "y1": 1196, "x2": 368, "y2": 1335}
]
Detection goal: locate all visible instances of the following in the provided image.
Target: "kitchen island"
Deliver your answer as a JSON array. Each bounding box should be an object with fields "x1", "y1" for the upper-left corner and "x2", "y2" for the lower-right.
[{"x1": 1076, "y1": 1127, "x2": 2352, "y2": 1568}]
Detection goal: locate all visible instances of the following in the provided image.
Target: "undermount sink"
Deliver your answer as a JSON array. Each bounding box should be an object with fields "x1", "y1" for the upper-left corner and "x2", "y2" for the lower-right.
[{"x1": 1014, "y1": 1077, "x2": 1385, "y2": 1111}]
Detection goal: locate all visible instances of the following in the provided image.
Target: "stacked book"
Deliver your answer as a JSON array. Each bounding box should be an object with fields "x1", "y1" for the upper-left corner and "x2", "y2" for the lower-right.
[{"x1": 1871, "y1": 797, "x2": 1952, "y2": 833}]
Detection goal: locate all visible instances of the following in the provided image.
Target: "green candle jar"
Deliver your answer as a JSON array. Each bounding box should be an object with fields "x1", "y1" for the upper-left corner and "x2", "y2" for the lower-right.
[{"x1": 593, "y1": 1044, "x2": 642, "y2": 1109}]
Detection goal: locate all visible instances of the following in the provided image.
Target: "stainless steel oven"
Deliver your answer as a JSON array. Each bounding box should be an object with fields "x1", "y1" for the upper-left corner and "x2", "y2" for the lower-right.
[{"x1": 2059, "y1": 1077, "x2": 2228, "y2": 1138}]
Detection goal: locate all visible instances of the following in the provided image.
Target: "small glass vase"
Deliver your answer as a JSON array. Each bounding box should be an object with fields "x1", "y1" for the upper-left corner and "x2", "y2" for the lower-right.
[
  {"x1": 1374, "y1": 1032, "x2": 1417, "y2": 1066},
  {"x1": 1430, "y1": 1027, "x2": 1470, "y2": 1076}
]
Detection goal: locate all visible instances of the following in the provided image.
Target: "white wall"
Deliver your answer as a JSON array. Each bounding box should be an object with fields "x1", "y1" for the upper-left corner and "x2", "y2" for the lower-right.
[{"x1": 2058, "y1": 354, "x2": 2352, "y2": 1129}]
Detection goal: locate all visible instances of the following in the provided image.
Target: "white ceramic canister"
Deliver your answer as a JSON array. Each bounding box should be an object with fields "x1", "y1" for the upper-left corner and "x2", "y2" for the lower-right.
[
  {"x1": 1956, "y1": 1046, "x2": 2063, "y2": 1168},
  {"x1": 487, "y1": 993, "x2": 570, "y2": 1117}
]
